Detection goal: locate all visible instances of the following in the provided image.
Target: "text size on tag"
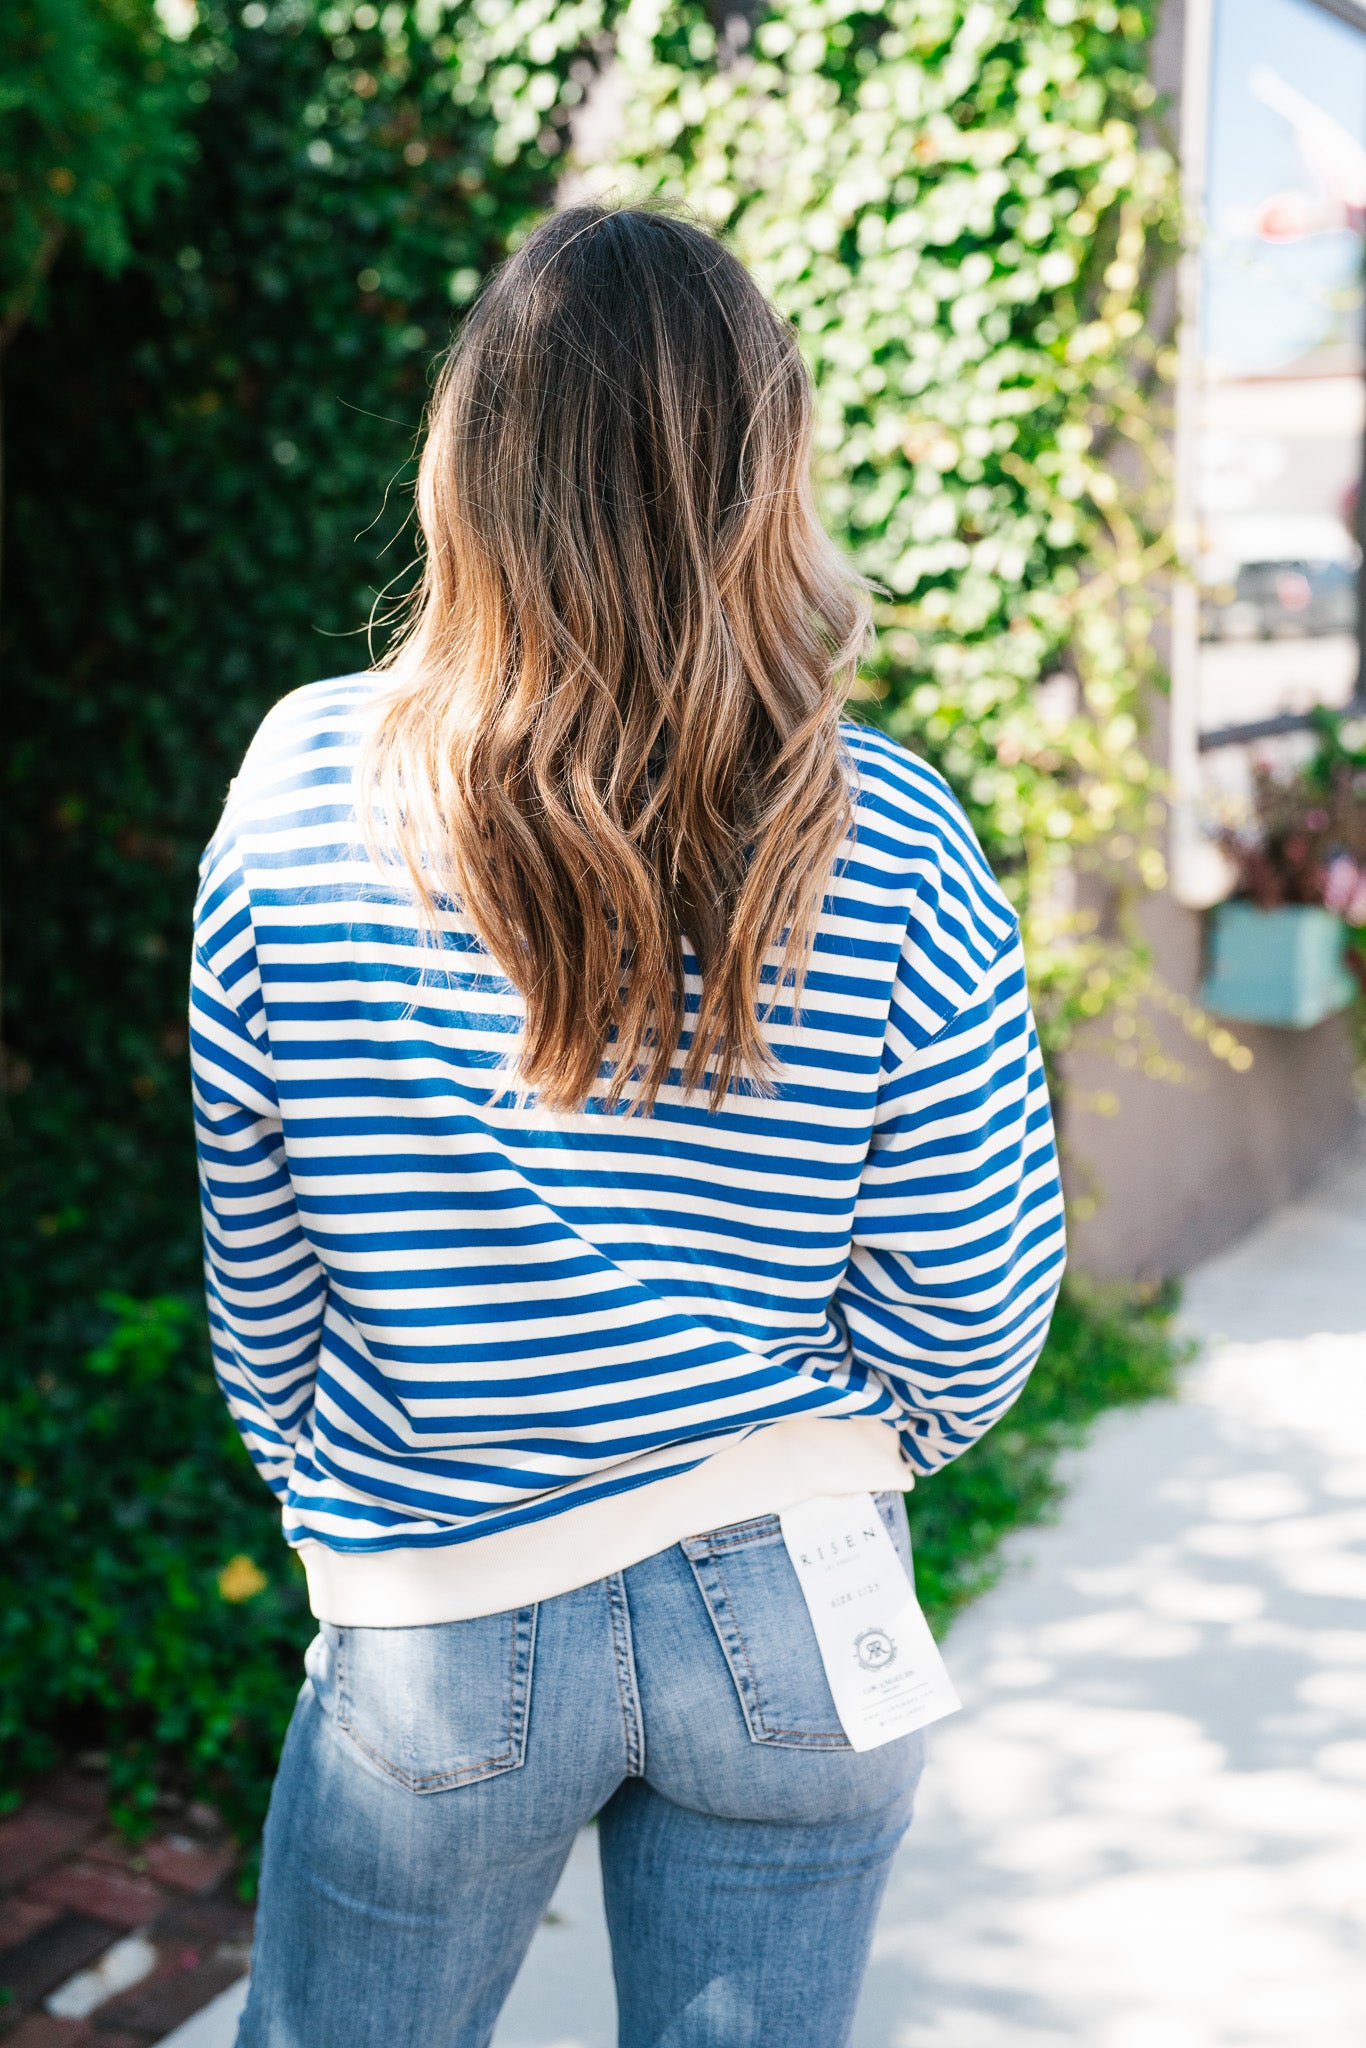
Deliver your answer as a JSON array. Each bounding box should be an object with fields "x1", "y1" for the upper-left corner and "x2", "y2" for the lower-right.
[{"x1": 779, "y1": 1493, "x2": 961, "y2": 1752}]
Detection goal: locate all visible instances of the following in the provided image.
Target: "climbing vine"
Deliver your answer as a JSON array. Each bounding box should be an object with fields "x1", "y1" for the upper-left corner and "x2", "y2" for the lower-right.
[{"x1": 593, "y1": 0, "x2": 1185, "y2": 1078}]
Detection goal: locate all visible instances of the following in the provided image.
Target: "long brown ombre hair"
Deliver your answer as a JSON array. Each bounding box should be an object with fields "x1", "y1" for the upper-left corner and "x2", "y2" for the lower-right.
[{"x1": 363, "y1": 203, "x2": 871, "y2": 1112}]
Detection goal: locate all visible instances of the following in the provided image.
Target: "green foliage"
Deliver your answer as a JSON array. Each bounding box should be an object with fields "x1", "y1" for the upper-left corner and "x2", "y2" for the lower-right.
[
  {"x1": 908, "y1": 1276, "x2": 1188, "y2": 1628},
  {"x1": 1, "y1": 0, "x2": 596, "y2": 1412},
  {"x1": 0, "y1": 1293, "x2": 306, "y2": 1839},
  {"x1": 0, "y1": 0, "x2": 200, "y2": 349},
  {"x1": 2, "y1": 0, "x2": 1193, "y2": 1840},
  {"x1": 1, "y1": 0, "x2": 596, "y2": 1822},
  {"x1": 599, "y1": 0, "x2": 1181, "y2": 1065}
]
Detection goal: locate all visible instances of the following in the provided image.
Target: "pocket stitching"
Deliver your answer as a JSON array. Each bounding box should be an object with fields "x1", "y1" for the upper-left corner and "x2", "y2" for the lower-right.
[
  {"x1": 332, "y1": 1605, "x2": 536, "y2": 1792},
  {"x1": 680, "y1": 1514, "x2": 781, "y2": 1556},
  {"x1": 689, "y1": 1549, "x2": 852, "y2": 1752}
]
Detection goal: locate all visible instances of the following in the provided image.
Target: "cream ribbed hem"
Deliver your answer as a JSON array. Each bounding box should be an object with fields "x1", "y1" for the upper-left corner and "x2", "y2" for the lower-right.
[{"x1": 297, "y1": 1415, "x2": 910, "y2": 1626}]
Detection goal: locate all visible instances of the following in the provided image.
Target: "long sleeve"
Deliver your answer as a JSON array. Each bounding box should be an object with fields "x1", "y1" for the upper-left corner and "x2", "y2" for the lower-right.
[
  {"x1": 190, "y1": 939, "x2": 327, "y2": 1501},
  {"x1": 837, "y1": 924, "x2": 1066, "y2": 1476}
]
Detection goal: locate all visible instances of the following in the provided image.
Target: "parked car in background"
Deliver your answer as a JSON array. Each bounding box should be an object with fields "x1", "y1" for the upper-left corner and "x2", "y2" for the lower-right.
[
  {"x1": 1198, "y1": 510, "x2": 1361, "y2": 643},
  {"x1": 1202, "y1": 555, "x2": 1358, "y2": 640}
]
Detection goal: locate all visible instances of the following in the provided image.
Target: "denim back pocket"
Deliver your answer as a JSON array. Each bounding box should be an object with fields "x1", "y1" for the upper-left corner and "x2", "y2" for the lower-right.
[
  {"x1": 307, "y1": 1606, "x2": 537, "y2": 1793},
  {"x1": 680, "y1": 1495, "x2": 911, "y2": 1751}
]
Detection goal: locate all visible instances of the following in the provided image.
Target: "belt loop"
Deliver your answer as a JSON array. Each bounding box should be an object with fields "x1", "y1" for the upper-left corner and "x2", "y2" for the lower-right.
[{"x1": 606, "y1": 1571, "x2": 645, "y2": 1777}]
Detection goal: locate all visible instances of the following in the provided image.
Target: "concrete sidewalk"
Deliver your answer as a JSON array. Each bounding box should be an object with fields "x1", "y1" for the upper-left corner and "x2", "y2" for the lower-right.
[{"x1": 492, "y1": 1132, "x2": 1366, "y2": 2048}]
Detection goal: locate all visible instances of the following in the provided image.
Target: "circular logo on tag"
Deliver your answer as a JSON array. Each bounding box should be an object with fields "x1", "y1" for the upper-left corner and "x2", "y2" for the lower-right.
[{"x1": 854, "y1": 1626, "x2": 897, "y2": 1672}]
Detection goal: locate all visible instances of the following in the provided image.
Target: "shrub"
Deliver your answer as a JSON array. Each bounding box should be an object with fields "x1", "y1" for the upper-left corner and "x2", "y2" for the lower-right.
[
  {"x1": 0, "y1": 0, "x2": 198, "y2": 354},
  {"x1": 0, "y1": 1294, "x2": 304, "y2": 1840},
  {"x1": 1, "y1": 0, "x2": 596, "y2": 1828}
]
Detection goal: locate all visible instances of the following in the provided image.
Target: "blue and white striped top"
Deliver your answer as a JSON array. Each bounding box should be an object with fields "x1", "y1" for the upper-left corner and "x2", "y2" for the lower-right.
[{"x1": 191, "y1": 676, "x2": 1065, "y2": 1605}]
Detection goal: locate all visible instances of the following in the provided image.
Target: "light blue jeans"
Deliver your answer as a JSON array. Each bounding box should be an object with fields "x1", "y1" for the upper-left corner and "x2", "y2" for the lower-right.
[{"x1": 238, "y1": 1494, "x2": 925, "y2": 2048}]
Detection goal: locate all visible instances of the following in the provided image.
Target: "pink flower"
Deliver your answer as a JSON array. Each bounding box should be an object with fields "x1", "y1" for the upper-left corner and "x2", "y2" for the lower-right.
[
  {"x1": 1348, "y1": 882, "x2": 1366, "y2": 929},
  {"x1": 1323, "y1": 854, "x2": 1362, "y2": 914}
]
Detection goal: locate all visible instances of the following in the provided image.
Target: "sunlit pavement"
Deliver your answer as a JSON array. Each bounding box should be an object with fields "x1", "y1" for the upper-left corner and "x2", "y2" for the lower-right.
[
  {"x1": 155, "y1": 1132, "x2": 1366, "y2": 2048},
  {"x1": 847, "y1": 1128, "x2": 1366, "y2": 2048},
  {"x1": 491, "y1": 1129, "x2": 1366, "y2": 2048}
]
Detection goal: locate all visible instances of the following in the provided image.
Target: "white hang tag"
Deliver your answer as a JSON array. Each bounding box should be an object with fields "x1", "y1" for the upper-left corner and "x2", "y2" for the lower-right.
[{"x1": 779, "y1": 1493, "x2": 961, "y2": 1752}]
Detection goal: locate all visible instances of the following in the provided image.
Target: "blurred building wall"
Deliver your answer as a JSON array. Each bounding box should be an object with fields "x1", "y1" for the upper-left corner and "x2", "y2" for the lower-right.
[
  {"x1": 1062, "y1": 0, "x2": 1362, "y2": 1282},
  {"x1": 1062, "y1": 890, "x2": 1360, "y2": 1282}
]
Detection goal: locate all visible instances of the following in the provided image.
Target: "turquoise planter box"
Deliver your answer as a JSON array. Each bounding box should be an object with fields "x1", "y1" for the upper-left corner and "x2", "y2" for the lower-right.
[{"x1": 1202, "y1": 902, "x2": 1356, "y2": 1029}]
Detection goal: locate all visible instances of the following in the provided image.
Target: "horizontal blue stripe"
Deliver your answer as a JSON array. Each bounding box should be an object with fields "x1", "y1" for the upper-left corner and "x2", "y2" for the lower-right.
[{"x1": 192, "y1": 680, "x2": 1066, "y2": 1554}]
